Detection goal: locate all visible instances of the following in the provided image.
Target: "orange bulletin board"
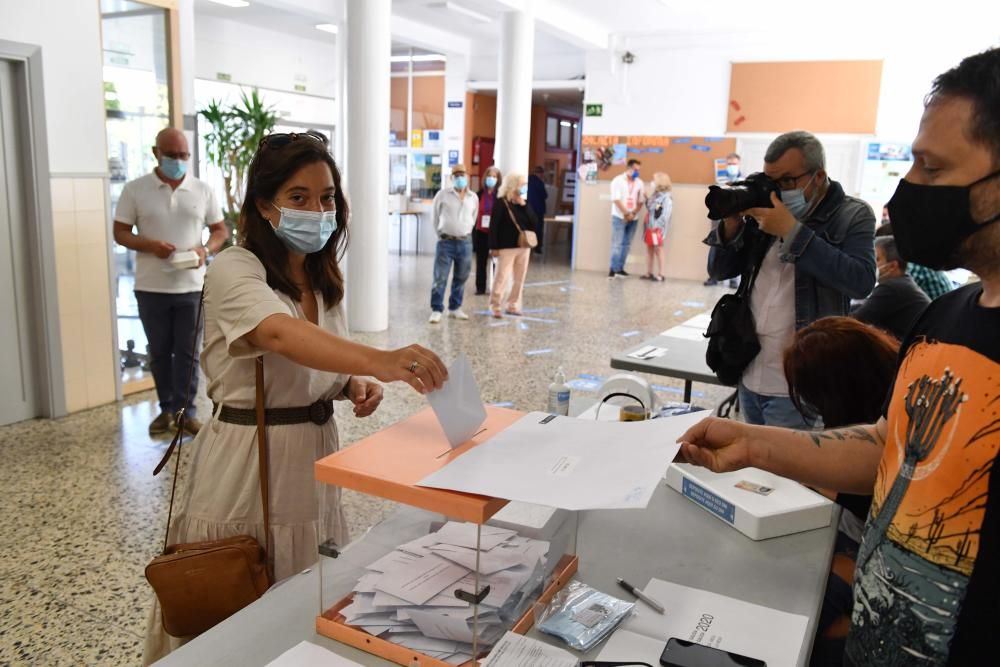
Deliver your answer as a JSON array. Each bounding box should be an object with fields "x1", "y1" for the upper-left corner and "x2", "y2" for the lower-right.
[
  {"x1": 727, "y1": 60, "x2": 883, "y2": 134},
  {"x1": 581, "y1": 135, "x2": 738, "y2": 185}
]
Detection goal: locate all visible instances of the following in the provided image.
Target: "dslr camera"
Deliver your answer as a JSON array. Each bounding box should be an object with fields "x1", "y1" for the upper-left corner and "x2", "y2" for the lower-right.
[{"x1": 704, "y1": 172, "x2": 781, "y2": 220}]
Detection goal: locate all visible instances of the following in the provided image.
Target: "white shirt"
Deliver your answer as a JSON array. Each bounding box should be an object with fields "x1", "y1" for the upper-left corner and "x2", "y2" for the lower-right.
[
  {"x1": 114, "y1": 172, "x2": 221, "y2": 293},
  {"x1": 742, "y1": 239, "x2": 796, "y2": 396},
  {"x1": 610, "y1": 173, "x2": 645, "y2": 218},
  {"x1": 432, "y1": 187, "x2": 479, "y2": 237}
]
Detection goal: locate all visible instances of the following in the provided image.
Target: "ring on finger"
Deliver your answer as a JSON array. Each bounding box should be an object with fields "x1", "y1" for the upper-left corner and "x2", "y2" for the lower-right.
[{"x1": 408, "y1": 361, "x2": 420, "y2": 374}]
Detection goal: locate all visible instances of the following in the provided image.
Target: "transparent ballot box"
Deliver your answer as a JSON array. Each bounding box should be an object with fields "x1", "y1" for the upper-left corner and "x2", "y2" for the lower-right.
[{"x1": 314, "y1": 406, "x2": 579, "y2": 666}]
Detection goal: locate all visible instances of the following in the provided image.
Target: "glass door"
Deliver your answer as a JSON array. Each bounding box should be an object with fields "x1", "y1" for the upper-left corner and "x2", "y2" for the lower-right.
[{"x1": 100, "y1": 0, "x2": 171, "y2": 392}]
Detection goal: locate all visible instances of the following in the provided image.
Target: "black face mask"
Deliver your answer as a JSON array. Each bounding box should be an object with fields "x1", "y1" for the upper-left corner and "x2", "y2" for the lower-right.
[{"x1": 888, "y1": 169, "x2": 1000, "y2": 270}]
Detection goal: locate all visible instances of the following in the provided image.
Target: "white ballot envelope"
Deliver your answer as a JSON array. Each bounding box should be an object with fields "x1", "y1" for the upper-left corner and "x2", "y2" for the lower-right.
[{"x1": 427, "y1": 354, "x2": 488, "y2": 448}]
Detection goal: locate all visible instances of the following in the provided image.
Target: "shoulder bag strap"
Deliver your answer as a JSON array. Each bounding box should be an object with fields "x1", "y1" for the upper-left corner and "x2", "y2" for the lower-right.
[
  {"x1": 155, "y1": 288, "x2": 205, "y2": 552},
  {"x1": 503, "y1": 198, "x2": 525, "y2": 233},
  {"x1": 734, "y1": 227, "x2": 773, "y2": 299},
  {"x1": 255, "y1": 356, "x2": 273, "y2": 581}
]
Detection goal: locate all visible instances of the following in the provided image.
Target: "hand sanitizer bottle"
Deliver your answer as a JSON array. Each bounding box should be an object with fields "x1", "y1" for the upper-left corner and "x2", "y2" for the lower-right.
[{"x1": 547, "y1": 367, "x2": 570, "y2": 416}]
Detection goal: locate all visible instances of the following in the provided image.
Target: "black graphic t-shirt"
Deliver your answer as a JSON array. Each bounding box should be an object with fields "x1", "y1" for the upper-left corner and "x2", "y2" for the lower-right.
[{"x1": 845, "y1": 283, "x2": 1000, "y2": 667}]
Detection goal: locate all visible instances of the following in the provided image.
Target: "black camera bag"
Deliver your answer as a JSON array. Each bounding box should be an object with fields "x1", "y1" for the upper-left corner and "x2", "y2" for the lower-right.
[{"x1": 704, "y1": 233, "x2": 773, "y2": 386}]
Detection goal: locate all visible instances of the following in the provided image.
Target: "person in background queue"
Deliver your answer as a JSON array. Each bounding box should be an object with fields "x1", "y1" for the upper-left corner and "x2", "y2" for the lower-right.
[
  {"x1": 473, "y1": 166, "x2": 501, "y2": 296},
  {"x1": 429, "y1": 164, "x2": 478, "y2": 324},
  {"x1": 489, "y1": 172, "x2": 538, "y2": 318}
]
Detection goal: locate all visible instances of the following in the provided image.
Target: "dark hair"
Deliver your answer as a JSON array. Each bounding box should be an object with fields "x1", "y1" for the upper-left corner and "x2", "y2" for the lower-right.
[
  {"x1": 875, "y1": 236, "x2": 906, "y2": 271},
  {"x1": 928, "y1": 48, "x2": 1000, "y2": 165},
  {"x1": 875, "y1": 221, "x2": 893, "y2": 237},
  {"x1": 626, "y1": 158, "x2": 641, "y2": 168},
  {"x1": 726, "y1": 152, "x2": 741, "y2": 161},
  {"x1": 783, "y1": 317, "x2": 900, "y2": 428},
  {"x1": 240, "y1": 135, "x2": 350, "y2": 307}
]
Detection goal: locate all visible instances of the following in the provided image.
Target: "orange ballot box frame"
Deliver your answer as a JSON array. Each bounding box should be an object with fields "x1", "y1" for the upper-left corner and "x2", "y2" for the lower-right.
[{"x1": 313, "y1": 406, "x2": 579, "y2": 666}]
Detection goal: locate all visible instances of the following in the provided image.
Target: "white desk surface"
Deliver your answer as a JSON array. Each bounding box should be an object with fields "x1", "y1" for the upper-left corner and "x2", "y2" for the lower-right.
[{"x1": 157, "y1": 487, "x2": 836, "y2": 667}]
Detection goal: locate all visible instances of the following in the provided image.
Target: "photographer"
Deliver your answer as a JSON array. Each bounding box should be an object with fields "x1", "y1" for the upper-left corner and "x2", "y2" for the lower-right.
[{"x1": 705, "y1": 131, "x2": 876, "y2": 427}]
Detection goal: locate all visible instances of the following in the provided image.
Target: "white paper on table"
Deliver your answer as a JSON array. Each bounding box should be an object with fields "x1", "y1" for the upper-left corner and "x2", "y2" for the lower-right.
[
  {"x1": 427, "y1": 354, "x2": 488, "y2": 448},
  {"x1": 365, "y1": 550, "x2": 420, "y2": 572},
  {"x1": 660, "y1": 325, "x2": 708, "y2": 342},
  {"x1": 428, "y1": 543, "x2": 529, "y2": 575},
  {"x1": 374, "y1": 553, "x2": 471, "y2": 605},
  {"x1": 433, "y1": 521, "x2": 517, "y2": 550},
  {"x1": 418, "y1": 411, "x2": 705, "y2": 510},
  {"x1": 265, "y1": 640, "x2": 366, "y2": 667},
  {"x1": 685, "y1": 312, "x2": 713, "y2": 329},
  {"x1": 627, "y1": 345, "x2": 667, "y2": 359},
  {"x1": 480, "y1": 631, "x2": 577, "y2": 667},
  {"x1": 387, "y1": 632, "x2": 461, "y2": 653},
  {"x1": 621, "y1": 578, "x2": 809, "y2": 667},
  {"x1": 595, "y1": 629, "x2": 668, "y2": 663}
]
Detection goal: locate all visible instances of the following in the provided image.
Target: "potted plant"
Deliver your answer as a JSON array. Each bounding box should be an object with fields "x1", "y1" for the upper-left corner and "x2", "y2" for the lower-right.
[{"x1": 199, "y1": 89, "x2": 278, "y2": 245}]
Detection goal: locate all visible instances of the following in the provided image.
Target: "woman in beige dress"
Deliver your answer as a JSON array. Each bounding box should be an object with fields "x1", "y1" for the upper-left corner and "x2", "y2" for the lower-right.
[
  {"x1": 488, "y1": 172, "x2": 538, "y2": 317},
  {"x1": 143, "y1": 131, "x2": 447, "y2": 663}
]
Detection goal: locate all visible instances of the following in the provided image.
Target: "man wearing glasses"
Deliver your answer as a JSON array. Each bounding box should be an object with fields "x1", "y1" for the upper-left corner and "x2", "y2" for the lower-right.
[
  {"x1": 113, "y1": 127, "x2": 228, "y2": 436},
  {"x1": 705, "y1": 131, "x2": 876, "y2": 427}
]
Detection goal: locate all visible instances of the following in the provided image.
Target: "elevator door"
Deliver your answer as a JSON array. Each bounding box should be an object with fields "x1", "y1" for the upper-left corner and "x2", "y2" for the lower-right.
[{"x1": 0, "y1": 59, "x2": 40, "y2": 425}]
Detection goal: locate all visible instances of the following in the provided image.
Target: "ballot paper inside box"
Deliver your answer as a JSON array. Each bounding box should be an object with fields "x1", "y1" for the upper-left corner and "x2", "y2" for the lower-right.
[{"x1": 313, "y1": 406, "x2": 579, "y2": 667}]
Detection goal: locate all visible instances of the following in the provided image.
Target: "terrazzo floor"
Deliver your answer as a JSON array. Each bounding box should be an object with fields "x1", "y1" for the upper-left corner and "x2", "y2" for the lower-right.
[{"x1": 0, "y1": 250, "x2": 735, "y2": 666}]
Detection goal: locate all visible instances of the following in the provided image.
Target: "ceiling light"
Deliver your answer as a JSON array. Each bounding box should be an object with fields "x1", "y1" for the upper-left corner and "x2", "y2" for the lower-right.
[
  {"x1": 443, "y1": 1, "x2": 490, "y2": 23},
  {"x1": 315, "y1": 23, "x2": 338, "y2": 34},
  {"x1": 206, "y1": 0, "x2": 250, "y2": 7}
]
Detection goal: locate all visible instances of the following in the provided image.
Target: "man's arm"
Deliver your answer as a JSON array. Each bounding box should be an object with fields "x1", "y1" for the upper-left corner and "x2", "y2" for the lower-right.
[
  {"x1": 113, "y1": 221, "x2": 175, "y2": 259},
  {"x1": 205, "y1": 221, "x2": 229, "y2": 254},
  {"x1": 678, "y1": 416, "x2": 886, "y2": 495},
  {"x1": 851, "y1": 282, "x2": 894, "y2": 329}
]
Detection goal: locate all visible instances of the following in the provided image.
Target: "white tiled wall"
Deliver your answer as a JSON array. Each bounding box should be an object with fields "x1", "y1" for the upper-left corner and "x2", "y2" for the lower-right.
[{"x1": 50, "y1": 176, "x2": 117, "y2": 413}]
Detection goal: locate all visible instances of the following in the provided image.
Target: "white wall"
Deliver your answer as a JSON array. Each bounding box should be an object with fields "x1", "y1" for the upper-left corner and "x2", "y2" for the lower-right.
[
  {"x1": 194, "y1": 13, "x2": 338, "y2": 99},
  {"x1": 583, "y1": 27, "x2": 1000, "y2": 142},
  {"x1": 0, "y1": 0, "x2": 107, "y2": 174}
]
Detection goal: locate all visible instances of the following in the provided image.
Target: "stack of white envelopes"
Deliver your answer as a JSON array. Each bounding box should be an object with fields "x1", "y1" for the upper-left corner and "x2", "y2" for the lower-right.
[{"x1": 339, "y1": 521, "x2": 551, "y2": 664}]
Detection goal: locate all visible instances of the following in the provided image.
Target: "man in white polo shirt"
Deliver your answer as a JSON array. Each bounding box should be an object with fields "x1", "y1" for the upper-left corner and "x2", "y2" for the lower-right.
[
  {"x1": 609, "y1": 158, "x2": 645, "y2": 278},
  {"x1": 113, "y1": 127, "x2": 227, "y2": 436},
  {"x1": 428, "y1": 163, "x2": 478, "y2": 323}
]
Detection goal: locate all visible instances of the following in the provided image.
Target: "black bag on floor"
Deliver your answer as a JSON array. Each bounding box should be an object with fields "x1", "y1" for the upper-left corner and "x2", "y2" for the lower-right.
[{"x1": 704, "y1": 234, "x2": 772, "y2": 386}]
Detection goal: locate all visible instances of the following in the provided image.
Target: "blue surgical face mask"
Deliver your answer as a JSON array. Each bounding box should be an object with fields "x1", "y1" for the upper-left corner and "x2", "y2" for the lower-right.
[
  {"x1": 781, "y1": 174, "x2": 818, "y2": 221},
  {"x1": 454, "y1": 175, "x2": 468, "y2": 190},
  {"x1": 518, "y1": 185, "x2": 529, "y2": 198},
  {"x1": 159, "y1": 157, "x2": 187, "y2": 180},
  {"x1": 485, "y1": 175, "x2": 497, "y2": 189},
  {"x1": 270, "y1": 203, "x2": 337, "y2": 254},
  {"x1": 726, "y1": 164, "x2": 740, "y2": 178},
  {"x1": 631, "y1": 169, "x2": 640, "y2": 179}
]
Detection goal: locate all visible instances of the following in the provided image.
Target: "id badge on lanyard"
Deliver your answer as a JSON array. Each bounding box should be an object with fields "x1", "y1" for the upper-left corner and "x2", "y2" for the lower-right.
[{"x1": 481, "y1": 215, "x2": 491, "y2": 229}]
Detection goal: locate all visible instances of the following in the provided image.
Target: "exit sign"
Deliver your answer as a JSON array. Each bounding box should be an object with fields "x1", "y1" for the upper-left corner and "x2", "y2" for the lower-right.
[{"x1": 585, "y1": 103, "x2": 603, "y2": 117}]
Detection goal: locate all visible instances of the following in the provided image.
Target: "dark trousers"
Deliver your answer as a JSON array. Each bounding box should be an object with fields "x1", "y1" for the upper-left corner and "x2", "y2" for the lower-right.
[
  {"x1": 472, "y1": 228, "x2": 490, "y2": 294},
  {"x1": 135, "y1": 290, "x2": 202, "y2": 417}
]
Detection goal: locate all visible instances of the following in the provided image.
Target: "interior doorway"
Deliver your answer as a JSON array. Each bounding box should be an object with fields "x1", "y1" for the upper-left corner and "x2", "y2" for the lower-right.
[
  {"x1": 100, "y1": 0, "x2": 173, "y2": 394},
  {"x1": 0, "y1": 58, "x2": 43, "y2": 425}
]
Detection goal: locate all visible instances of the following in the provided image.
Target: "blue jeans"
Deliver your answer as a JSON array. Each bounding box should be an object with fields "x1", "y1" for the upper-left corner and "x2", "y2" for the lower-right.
[
  {"x1": 738, "y1": 383, "x2": 818, "y2": 429},
  {"x1": 135, "y1": 290, "x2": 201, "y2": 417},
  {"x1": 610, "y1": 216, "x2": 637, "y2": 272},
  {"x1": 430, "y1": 238, "x2": 473, "y2": 312}
]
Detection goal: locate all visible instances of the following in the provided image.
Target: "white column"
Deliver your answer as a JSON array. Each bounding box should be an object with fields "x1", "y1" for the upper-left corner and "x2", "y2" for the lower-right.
[
  {"x1": 345, "y1": 0, "x2": 390, "y2": 332},
  {"x1": 443, "y1": 53, "x2": 468, "y2": 181},
  {"x1": 494, "y1": 9, "x2": 535, "y2": 175},
  {"x1": 177, "y1": 0, "x2": 197, "y2": 135}
]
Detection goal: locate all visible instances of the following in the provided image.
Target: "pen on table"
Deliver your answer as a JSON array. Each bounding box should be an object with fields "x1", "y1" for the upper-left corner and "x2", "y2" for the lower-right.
[{"x1": 617, "y1": 577, "x2": 665, "y2": 614}]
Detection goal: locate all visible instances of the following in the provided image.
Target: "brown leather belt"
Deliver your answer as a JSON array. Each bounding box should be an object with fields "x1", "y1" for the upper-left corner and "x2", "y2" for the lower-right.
[{"x1": 216, "y1": 399, "x2": 334, "y2": 426}]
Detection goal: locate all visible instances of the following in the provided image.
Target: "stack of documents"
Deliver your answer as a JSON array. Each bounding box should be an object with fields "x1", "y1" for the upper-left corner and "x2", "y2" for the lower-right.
[
  {"x1": 339, "y1": 521, "x2": 552, "y2": 664},
  {"x1": 627, "y1": 344, "x2": 668, "y2": 360}
]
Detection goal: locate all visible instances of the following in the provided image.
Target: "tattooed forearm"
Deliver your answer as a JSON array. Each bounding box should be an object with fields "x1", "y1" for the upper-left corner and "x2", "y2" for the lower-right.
[{"x1": 800, "y1": 426, "x2": 880, "y2": 448}]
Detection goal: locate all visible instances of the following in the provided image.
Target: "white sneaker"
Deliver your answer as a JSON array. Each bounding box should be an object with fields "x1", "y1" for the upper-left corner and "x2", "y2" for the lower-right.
[
  {"x1": 428, "y1": 311, "x2": 442, "y2": 324},
  {"x1": 448, "y1": 309, "x2": 469, "y2": 320}
]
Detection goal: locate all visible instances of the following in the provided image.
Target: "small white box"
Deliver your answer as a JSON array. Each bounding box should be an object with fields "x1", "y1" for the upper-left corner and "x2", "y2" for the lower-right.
[
  {"x1": 665, "y1": 463, "x2": 834, "y2": 540},
  {"x1": 170, "y1": 250, "x2": 200, "y2": 269}
]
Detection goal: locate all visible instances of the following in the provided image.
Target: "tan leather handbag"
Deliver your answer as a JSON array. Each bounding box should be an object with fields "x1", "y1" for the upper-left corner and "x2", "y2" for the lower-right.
[
  {"x1": 504, "y1": 199, "x2": 538, "y2": 249},
  {"x1": 145, "y1": 293, "x2": 273, "y2": 638}
]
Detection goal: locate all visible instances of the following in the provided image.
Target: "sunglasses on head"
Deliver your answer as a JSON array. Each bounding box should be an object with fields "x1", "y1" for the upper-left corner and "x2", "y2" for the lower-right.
[{"x1": 259, "y1": 131, "x2": 329, "y2": 149}]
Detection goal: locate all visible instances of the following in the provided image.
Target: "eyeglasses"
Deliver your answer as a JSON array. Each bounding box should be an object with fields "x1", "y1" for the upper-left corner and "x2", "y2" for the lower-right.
[
  {"x1": 259, "y1": 131, "x2": 329, "y2": 149},
  {"x1": 774, "y1": 171, "x2": 813, "y2": 190}
]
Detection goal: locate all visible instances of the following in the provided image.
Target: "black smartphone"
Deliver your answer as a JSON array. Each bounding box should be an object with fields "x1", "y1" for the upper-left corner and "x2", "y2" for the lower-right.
[{"x1": 659, "y1": 638, "x2": 767, "y2": 667}]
